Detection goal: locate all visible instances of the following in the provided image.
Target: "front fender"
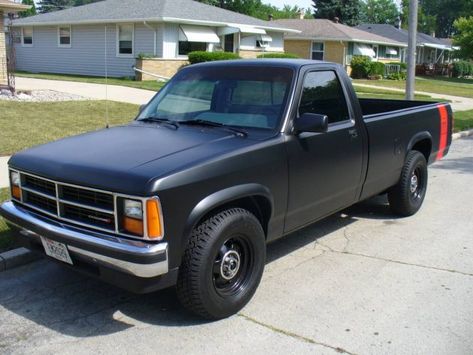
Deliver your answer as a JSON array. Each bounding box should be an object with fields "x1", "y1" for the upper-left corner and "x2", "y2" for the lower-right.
[{"x1": 183, "y1": 183, "x2": 274, "y2": 242}]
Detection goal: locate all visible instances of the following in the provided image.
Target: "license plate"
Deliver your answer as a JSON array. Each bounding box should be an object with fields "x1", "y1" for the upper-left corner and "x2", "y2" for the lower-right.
[{"x1": 40, "y1": 237, "x2": 73, "y2": 265}]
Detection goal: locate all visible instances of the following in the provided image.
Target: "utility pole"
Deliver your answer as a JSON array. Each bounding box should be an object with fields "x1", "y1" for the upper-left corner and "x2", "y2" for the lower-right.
[{"x1": 406, "y1": 0, "x2": 418, "y2": 100}]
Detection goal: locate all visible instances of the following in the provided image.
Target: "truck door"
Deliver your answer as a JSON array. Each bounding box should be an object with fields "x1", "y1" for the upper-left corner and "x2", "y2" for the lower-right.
[{"x1": 284, "y1": 69, "x2": 364, "y2": 232}]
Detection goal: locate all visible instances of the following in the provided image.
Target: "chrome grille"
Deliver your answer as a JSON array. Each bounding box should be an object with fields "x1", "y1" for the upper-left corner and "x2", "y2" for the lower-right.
[{"x1": 12, "y1": 170, "x2": 118, "y2": 235}]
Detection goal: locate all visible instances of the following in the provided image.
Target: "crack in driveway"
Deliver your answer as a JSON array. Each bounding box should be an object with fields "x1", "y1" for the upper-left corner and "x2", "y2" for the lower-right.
[{"x1": 238, "y1": 313, "x2": 357, "y2": 355}]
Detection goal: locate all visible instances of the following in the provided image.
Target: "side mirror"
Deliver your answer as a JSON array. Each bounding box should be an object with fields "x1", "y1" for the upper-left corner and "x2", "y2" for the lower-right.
[{"x1": 293, "y1": 113, "x2": 328, "y2": 134}]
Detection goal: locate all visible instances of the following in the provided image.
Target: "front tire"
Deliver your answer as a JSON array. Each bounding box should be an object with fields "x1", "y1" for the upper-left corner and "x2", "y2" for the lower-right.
[
  {"x1": 176, "y1": 208, "x2": 266, "y2": 319},
  {"x1": 388, "y1": 151, "x2": 428, "y2": 216}
]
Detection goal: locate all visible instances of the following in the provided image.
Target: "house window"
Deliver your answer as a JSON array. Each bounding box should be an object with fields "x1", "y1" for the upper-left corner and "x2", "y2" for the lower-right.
[
  {"x1": 311, "y1": 42, "x2": 324, "y2": 60},
  {"x1": 12, "y1": 29, "x2": 21, "y2": 44},
  {"x1": 22, "y1": 27, "x2": 33, "y2": 46},
  {"x1": 58, "y1": 26, "x2": 71, "y2": 47},
  {"x1": 178, "y1": 41, "x2": 207, "y2": 56},
  {"x1": 117, "y1": 24, "x2": 134, "y2": 56}
]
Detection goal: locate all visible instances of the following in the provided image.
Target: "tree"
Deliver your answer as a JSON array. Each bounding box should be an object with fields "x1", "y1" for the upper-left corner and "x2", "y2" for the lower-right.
[
  {"x1": 312, "y1": 0, "x2": 361, "y2": 26},
  {"x1": 38, "y1": 0, "x2": 75, "y2": 13},
  {"x1": 360, "y1": 0, "x2": 400, "y2": 25},
  {"x1": 418, "y1": 0, "x2": 473, "y2": 37},
  {"x1": 19, "y1": 0, "x2": 37, "y2": 18},
  {"x1": 453, "y1": 16, "x2": 473, "y2": 60}
]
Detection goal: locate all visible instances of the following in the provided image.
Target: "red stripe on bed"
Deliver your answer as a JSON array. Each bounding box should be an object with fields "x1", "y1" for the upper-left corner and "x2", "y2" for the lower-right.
[{"x1": 436, "y1": 104, "x2": 448, "y2": 160}]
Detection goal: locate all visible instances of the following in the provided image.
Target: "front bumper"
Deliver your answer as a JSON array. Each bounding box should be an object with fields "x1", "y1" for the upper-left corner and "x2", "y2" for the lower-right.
[{"x1": 0, "y1": 201, "x2": 173, "y2": 290}]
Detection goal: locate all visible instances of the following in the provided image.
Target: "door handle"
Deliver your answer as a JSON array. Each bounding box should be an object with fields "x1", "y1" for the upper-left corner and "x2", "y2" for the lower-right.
[{"x1": 348, "y1": 129, "x2": 358, "y2": 138}]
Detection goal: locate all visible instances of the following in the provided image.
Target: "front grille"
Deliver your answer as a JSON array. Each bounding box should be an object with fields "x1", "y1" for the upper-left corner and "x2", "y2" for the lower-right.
[
  {"x1": 12, "y1": 171, "x2": 119, "y2": 234},
  {"x1": 63, "y1": 204, "x2": 115, "y2": 230}
]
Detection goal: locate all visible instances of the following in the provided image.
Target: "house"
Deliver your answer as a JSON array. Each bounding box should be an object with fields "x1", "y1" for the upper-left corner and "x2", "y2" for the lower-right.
[
  {"x1": 357, "y1": 24, "x2": 455, "y2": 64},
  {"x1": 272, "y1": 19, "x2": 406, "y2": 74},
  {"x1": 0, "y1": 0, "x2": 30, "y2": 88},
  {"x1": 10, "y1": 0, "x2": 298, "y2": 79}
]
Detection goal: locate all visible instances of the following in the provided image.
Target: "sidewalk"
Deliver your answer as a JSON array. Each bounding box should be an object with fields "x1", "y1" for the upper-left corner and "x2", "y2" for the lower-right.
[
  {"x1": 15, "y1": 77, "x2": 155, "y2": 105},
  {"x1": 354, "y1": 83, "x2": 473, "y2": 111}
]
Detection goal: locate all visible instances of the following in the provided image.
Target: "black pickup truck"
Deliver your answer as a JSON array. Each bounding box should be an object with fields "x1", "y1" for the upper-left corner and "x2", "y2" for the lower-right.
[{"x1": 1, "y1": 60, "x2": 452, "y2": 319}]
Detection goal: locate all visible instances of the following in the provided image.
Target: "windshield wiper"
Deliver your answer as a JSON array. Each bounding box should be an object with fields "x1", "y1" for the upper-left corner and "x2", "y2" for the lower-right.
[
  {"x1": 178, "y1": 119, "x2": 247, "y2": 137},
  {"x1": 139, "y1": 116, "x2": 179, "y2": 129}
]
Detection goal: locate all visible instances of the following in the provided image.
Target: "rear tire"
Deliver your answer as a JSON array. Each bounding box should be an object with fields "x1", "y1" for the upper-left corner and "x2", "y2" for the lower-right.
[
  {"x1": 176, "y1": 208, "x2": 266, "y2": 320},
  {"x1": 388, "y1": 151, "x2": 428, "y2": 216}
]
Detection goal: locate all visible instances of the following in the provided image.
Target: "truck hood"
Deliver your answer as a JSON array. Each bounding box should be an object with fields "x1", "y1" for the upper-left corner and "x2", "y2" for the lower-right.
[{"x1": 9, "y1": 123, "x2": 258, "y2": 195}]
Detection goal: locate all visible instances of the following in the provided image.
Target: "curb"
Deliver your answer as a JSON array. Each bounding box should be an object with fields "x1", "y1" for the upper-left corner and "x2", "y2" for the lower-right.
[
  {"x1": 452, "y1": 128, "x2": 473, "y2": 140},
  {"x1": 0, "y1": 247, "x2": 42, "y2": 272}
]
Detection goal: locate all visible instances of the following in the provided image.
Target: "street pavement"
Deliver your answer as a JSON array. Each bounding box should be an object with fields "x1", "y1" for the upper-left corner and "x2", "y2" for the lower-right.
[{"x1": 0, "y1": 136, "x2": 472, "y2": 354}]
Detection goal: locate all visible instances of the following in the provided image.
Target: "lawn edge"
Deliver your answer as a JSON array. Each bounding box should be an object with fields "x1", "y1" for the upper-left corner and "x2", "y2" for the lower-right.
[{"x1": 452, "y1": 128, "x2": 473, "y2": 140}]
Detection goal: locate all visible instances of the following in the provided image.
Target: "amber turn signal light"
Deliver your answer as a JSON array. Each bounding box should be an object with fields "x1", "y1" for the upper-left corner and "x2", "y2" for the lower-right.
[
  {"x1": 123, "y1": 216, "x2": 143, "y2": 236},
  {"x1": 11, "y1": 185, "x2": 21, "y2": 200},
  {"x1": 146, "y1": 199, "x2": 163, "y2": 239}
]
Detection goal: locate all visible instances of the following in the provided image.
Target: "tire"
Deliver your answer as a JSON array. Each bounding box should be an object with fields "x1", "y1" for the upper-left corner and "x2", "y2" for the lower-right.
[
  {"x1": 176, "y1": 208, "x2": 266, "y2": 319},
  {"x1": 388, "y1": 150, "x2": 428, "y2": 216}
]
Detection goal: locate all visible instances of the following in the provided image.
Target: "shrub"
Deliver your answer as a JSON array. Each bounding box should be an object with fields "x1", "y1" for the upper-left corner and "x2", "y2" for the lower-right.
[
  {"x1": 452, "y1": 61, "x2": 473, "y2": 77},
  {"x1": 369, "y1": 61, "x2": 385, "y2": 76},
  {"x1": 136, "y1": 53, "x2": 155, "y2": 59},
  {"x1": 386, "y1": 72, "x2": 407, "y2": 80},
  {"x1": 350, "y1": 55, "x2": 372, "y2": 79},
  {"x1": 256, "y1": 52, "x2": 299, "y2": 59},
  {"x1": 188, "y1": 51, "x2": 240, "y2": 64}
]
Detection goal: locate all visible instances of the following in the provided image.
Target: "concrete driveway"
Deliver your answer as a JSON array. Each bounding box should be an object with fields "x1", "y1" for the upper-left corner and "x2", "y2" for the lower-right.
[
  {"x1": 0, "y1": 137, "x2": 472, "y2": 354},
  {"x1": 15, "y1": 77, "x2": 156, "y2": 105}
]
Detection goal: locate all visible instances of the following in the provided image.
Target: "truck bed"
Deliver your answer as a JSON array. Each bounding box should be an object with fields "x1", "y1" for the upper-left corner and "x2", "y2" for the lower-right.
[{"x1": 359, "y1": 98, "x2": 440, "y2": 117}]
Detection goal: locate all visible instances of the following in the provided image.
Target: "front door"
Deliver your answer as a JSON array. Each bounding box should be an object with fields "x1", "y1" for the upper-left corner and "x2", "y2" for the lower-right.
[
  {"x1": 224, "y1": 34, "x2": 234, "y2": 53},
  {"x1": 285, "y1": 70, "x2": 364, "y2": 232}
]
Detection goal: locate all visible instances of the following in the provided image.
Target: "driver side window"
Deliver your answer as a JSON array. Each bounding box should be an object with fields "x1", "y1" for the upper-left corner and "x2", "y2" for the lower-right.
[{"x1": 299, "y1": 71, "x2": 350, "y2": 124}]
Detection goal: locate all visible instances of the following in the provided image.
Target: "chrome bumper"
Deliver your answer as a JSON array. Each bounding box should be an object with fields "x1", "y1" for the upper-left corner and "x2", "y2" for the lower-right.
[{"x1": 0, "y1": 201, "x2": 168, "y2": 278}]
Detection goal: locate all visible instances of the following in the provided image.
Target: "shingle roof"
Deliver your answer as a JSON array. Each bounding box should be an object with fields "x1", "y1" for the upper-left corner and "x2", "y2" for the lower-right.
[
  {"x1": 273, "y1": 19, "x2": 406, "y2": 47},
  {"x1": 357, "y1": 24, "x2": 451, "y2": 48},
  {"x1": 12, "y1": 0, "x2": 296, "y2": 32}
]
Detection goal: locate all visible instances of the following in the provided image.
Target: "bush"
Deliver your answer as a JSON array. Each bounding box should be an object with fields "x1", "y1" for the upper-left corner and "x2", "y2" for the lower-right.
[
  {"x1": 188, "y1": 51, "x2": 240, "y2": 64},
  {"x1": 136, "y1": 53, "x2": 155, "y2": 59},
  {"x1": 256, "y1": 52, "x2": 299, "y2": 59},
  {"x1": 386, "y1": 72, "x2": 407, "y2": 80},
  {"x1": 452, "y1": 61, "x2": 473, "y2": 77},
  {"x1": 387, "y1": 62, "x2": 407, "y2": 70},
  {"x1": 369, "y1": 61, "x2": 385, "y2": 76},
  {"x1": 350, "y1": 55, "x2": 372, "y2": 79}
]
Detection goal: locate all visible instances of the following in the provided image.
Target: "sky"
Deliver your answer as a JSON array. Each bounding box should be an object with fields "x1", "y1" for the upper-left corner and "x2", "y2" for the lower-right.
[{"x1": 264, "y1": 0, "x2": 313, "y2": 9}]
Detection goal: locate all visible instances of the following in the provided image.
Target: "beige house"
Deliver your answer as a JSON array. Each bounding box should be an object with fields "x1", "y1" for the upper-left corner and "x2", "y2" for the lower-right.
[
  {"x1": 273, "y1": 19, "x2": 406, "y2": 74},
  {"x1": 0, "y1": 0, "x2": 29, "y2": 88}
]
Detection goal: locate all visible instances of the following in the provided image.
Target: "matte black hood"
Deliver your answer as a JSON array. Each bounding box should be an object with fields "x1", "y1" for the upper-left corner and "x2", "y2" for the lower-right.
[{"x1": 9, "y1": 123, "x2": 257, "y2": 195}]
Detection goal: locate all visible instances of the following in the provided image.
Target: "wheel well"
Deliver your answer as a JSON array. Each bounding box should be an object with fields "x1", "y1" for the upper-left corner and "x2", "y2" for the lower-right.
[
  {"x1": 197, "y1": 196, "x2": 272, "y2": 237},
  {"x1": 411, "y1": 139, "x2": 432, "y2": 162}
]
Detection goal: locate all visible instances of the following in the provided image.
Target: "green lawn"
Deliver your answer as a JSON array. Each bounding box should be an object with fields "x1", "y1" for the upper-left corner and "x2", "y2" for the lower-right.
[
  {"x1": 453, "y1": 109, "x2": 473, "y2": 132},
  {"x1": 15, "y1": 71, "x2": 165, "y2": 92},
  {"x1": 0, "y1": 100, "x2": 138, "y2": 156},
  {"x1": 353, "y1": 76, "x2": 473, "y2": 99},
  {"x1": 354, "y1": 85, "x2": 439, "y2": 101},
  {"x1": 0, "y1": 188, "x2": 14, "y2": 252}
]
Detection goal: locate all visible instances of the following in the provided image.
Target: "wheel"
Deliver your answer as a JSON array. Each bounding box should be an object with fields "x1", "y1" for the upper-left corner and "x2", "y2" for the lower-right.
[
  {"x1": 176, "y1": 208, "x2": 266, "y2": 319},
  {"x1": 388, "y1": 151, "x2": 428, "y2": 216}
]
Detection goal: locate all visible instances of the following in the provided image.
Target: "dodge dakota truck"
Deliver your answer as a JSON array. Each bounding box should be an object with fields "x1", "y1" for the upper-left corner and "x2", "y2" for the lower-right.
[{"x1": 0, "y1": 60, "x2": 452, "y2": 319}]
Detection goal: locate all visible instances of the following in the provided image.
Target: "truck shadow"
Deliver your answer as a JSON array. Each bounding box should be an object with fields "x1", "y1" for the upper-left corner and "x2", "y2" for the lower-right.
[{"x1": 0, "y1": 195, "x2": 398, "y2": 341}]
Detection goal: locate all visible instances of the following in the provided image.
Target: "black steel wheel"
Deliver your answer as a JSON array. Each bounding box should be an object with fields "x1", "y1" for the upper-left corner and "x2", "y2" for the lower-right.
[
  {"x1": 176, "y1": 208, "x2": 265, "y2": 319},
  {"x1": 388, "y1": 150, "x2": 428, "y2": 216}
]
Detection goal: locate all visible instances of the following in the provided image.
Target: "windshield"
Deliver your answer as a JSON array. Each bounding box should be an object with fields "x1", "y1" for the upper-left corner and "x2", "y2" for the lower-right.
[{"x1": 138, "y1": 65, "x2": 294, "y2": 130}]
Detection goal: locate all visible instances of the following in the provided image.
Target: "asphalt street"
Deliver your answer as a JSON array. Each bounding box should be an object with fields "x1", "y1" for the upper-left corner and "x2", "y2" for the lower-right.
[{"x1": 0, "y1": 136, "x2": 472, "y2": 355}]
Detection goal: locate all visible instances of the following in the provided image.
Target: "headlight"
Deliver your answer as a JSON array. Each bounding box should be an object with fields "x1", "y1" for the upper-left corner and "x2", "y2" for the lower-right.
[
  {"x1": 124, "y1": 199, "x2": 143, "y2": 219},
  {"x1": 10, "y1": 171, "x2": 20, "y2": 186}
]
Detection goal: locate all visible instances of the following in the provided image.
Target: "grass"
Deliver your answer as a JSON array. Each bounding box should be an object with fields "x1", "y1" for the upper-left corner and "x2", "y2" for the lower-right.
[
  {"x1": 0, "y1": 100, "x2": 139, "y2": 156},
  {"x1": 353, "y1": 76, "x2": 473, "y2": 99},
  {"x1": 0, "y1": 188, "x2": 14, "y2": 252},
  {"x1": 453, "y1": 109, "x2": 473, "y2": 132},
  {"x1": 354, "y1": 85, "x2": 439, "y2": 101},
  {"x1": 15, "y1": 71, "x2": 165, "y2": 92}
]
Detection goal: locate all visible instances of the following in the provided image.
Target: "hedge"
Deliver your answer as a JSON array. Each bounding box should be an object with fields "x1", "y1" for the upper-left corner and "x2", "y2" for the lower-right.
[
  {"x1": 369, "y1": 61, "x2": 385, "y2": 76},
  {"x1": 452, "y1": 61, "x2": 473, "y2": 78},
  {"x1": 188, "y1": 51, "x2": 240, "y2": 64},
  {"x1": 350, "y1": 55, "x2": 372, "y2": 79},
  {"x1": 257, "y1": 52, "x2": 299, "y2": 59}
]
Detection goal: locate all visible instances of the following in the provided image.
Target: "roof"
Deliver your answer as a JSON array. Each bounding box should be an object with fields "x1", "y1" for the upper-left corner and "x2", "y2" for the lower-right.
[
  {"x1": 11, "y1": 0, "x2": 298, "y2": 33},
  {"x1": 357, "y1": 24, "x2": 453, "y2": 50},
  {"x1": 273, "y1": 19, "x2": 406, "y2": 47},
  {"x1": 0, "y1": 0, "x2": 31, "y2": 12}
]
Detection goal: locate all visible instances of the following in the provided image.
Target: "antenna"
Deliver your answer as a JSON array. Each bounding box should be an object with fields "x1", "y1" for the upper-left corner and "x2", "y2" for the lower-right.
[{"x1": 104, "y1": 24, "x2": 110, "y2": 128}]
